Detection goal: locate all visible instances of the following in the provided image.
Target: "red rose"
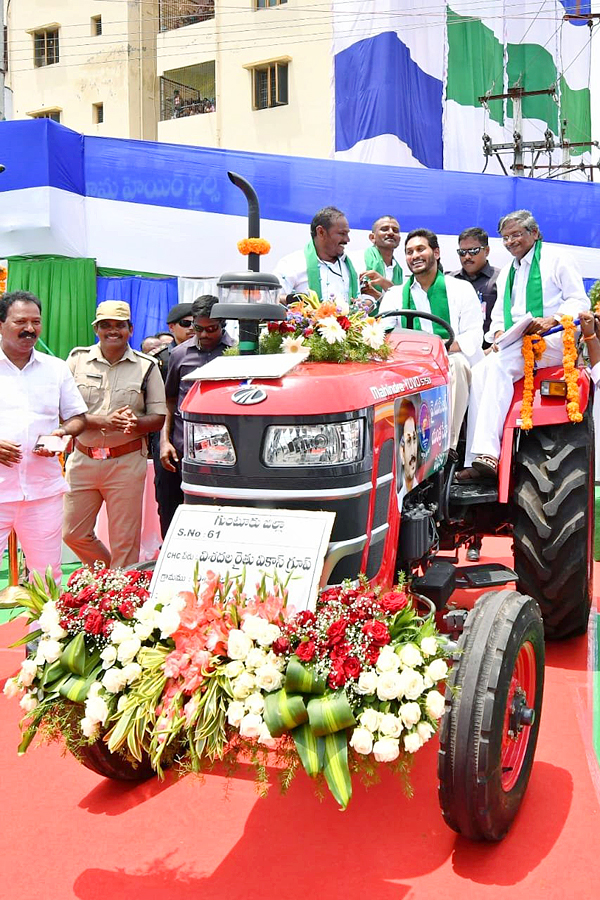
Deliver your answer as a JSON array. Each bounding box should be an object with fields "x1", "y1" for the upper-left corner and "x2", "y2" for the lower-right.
[
  {"x1": 99, "y1": 597, "x2": 113, "y2": 611},
  {"x1": 271, "y1": 636, "x2": 290, "y2": 656},
  {"x1": 118, "y1": 599, "x2": 136, "y2": 619},
  {"x1": 379, "y1": 590, "x2": 409, "y2": 615},
  {"x1": 295, "y1": 610, "x2": 316, "y2": 627},
  {"x1": 296, "y1": 640, "x2": 316, "y2": 662},
  {"x1": 303, "y1": 327, "x2": 314, "y2": 337},
  {"x1": 362, "y1": 620, "x2": 391, "y2": 647},
  {"x1": 337, "y1": 315, "x2": 351, "y2": 331},
  {"x1": 343, "y1": 656, "x2": 361, "y2": 679},
  {"x1": 267, "y1": 321, "x2": 280, "y2": 332},
  {"x1": 366, "y1": 645, "x2": 380, "y2": 666},
  {"x1": 102, "y1": 619, "x2": 115, "y2": 637},
  {"x1": 330, "y1": 641, "x2": 351, "y2": 661},
  {"x1": 66, "y1": 568, "x2": 86, "y2": 587},
  {"x1": 328, "y1": 660, "x2": 347, "y2": 689},
  {"x1": 320, "y1": 587, "x2": 342, "y2": 604},
  {"x1": 327, "y1": 619, "x2": 347, "y2": 645},
  {"x1": 83, "y1": 608, "x2": 104, "y2": 635}
]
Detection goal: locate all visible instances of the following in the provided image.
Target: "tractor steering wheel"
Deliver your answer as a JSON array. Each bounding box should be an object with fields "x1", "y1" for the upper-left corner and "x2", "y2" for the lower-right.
[{"x1": 378, "y1": 309, "x2": 456, "y2": 352}]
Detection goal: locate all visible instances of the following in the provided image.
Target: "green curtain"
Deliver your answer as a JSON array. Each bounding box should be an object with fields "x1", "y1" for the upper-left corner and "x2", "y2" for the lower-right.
[
  {"x1": 6, "y1": 256, "x2": 97, "y2": 359},
  {"x1": 97, "y1": 266, "x2": 169, "y2": 279}
]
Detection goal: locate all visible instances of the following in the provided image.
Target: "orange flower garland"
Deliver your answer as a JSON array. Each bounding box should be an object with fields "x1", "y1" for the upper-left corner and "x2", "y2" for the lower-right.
[
  {"x1": 237, "y1": 238, "x2": 271, "y2": 256},
  {"x1": 560, "y1": 314, "x2": 583, "y2": 423},
  {"x1": 520, "y1": 335, "x2": 546, "y2": 430}
]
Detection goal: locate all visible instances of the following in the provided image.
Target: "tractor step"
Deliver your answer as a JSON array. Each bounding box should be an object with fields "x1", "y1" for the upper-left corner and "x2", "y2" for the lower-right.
[
  {"x1": 449, "y1": 482, "x2": 498, "y2": 505},
  {"x1": 455, "y1": 563, "x2": 517, "y2": 589}
]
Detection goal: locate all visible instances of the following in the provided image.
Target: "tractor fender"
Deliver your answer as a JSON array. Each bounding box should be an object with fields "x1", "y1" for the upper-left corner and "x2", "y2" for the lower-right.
[{"x1": 497, "y1": 365, "x2": 591, "y2": 503}]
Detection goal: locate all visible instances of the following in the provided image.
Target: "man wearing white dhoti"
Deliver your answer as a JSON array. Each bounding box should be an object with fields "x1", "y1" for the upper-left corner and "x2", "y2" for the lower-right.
[
  {"x1": 380, "y1": 228, "x2": 484, "y2": 450},
  {"x1": 459, "y1": 210, "x2": 590, "y2": 480}
]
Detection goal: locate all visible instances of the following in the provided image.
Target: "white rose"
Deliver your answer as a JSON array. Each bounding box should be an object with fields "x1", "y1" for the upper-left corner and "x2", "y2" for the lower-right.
[
  {"x1": 355, "y1": 670, "x2": 378, "y2": 695},
  {"x1": 120, "y1": 662, "x2": 142, "y2": 685},
  {"x1": 425, "y1": 689, "x2": 445, "y2": 720},
  {"x1": 376, "y1": 671, "x2": 403, "y2": 701},
  {"x1": 373, "y1": 737, "x2": 400, "y2": 763},
  {"x1": 397, "y1": 667, "x2": 425, "y2": 701},
  {"x1": 80, "y1": 716, "x2": 100, "y2": 739},
  {"x1": 226, "y1": 701, "x2": 245, "y2": 727},
  {"x1": 38, "y1": 601, "x2": 60, "y2": 634},
  {"x1": 155, "y1": 606, "x2": 181, "y2": 639},
  {"x1": 239, "y1": 713, "x2": 264, "y2": 739},
  {"x1": 376, "y1": 645, "x2": 401, "y2": 673},
  {"x1": 231, "y1": 672, "x2": 256, "y2": 700},
  {"x1": 224, "y1": 659, "x2": 245, "y2": 679},
  {"x1": 110, "y1": 621, "x2": 132, "y2": 645},
  {"x1": 254, "y1": 663, "x2": 283, "y2": 693},
  {"x1": 85, "y1": 694, "x2": 110, "y2": 726},
  {"x1": 245, "y1": 692, "x2": 265, "y2": 715},
  {"x1": 19, "y1": 693, "x2": 38, "y2": 713},
  {"x1": 359, "y1": 707, "x2": 381, "y2": 733},
  {"x1": 425, "y1": 659, "x2": 448, "y2": 684},
  {"x1": 117, "y1": 635, "x2": 141, "y2": 665},
  {"x1": 244, "y1": 648, "x2": 268, "y2": 671},
  {"x1": 257, "y1": 623, "x2": 281, "y2": 648},
  {"x1": 349, "y1": 727, "x2": 374, "y2": 755},
  {"x1": 88, "y1": 681, "x2": 103, "y2": 699},
  {"x1": 19, "y1": 658, "x2": 38, "y2": 687},
  {"x1": 399, "y1": 702, "x2": 422, "y2": 728},
  {"x1": 133, "y1": 621, "x2": 154, "y2": 641},
  {"x1": 420, "y1": 636, "x2": 438, "y2": 658},
  {"x1": 265, "y1": 651, "x2": 286, "y2": 671},
  {"x1": 3, "y1": 677, "x2": 21, "y2": 699},
  {"x1": 379, "y1": 713, "x2": 403, "y2": 738},
  {"x1": 398, "y1": 643, "x2": 423, "y2": 669},
  {"x1": 100, "y1": 645, "x2": 118, "y2": 668},
  {"x1": 227, "y1": 629, "x2": 253, "y2": 661},
  {"x1": 417, "y1": 721, "x2": 435, "y2": 743},
  {"x1": 36, "y1": 638, "x2": 62, "y2": 664},
  {"x1": 101, "y1": 666, "x2": 127, "y2": 694},
  {"x1": 403, "y1": 731, "x2": 423, "y2": 753},
  {"x1": 258, "y1": 722, "x2": 277, "y2": 749}
]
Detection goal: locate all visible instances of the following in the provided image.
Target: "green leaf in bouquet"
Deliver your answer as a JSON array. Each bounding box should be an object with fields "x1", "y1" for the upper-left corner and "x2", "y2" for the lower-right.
[
  {"x1": 17, "y1": 699, "x2": 55, "y2": 755},
  {"x1": 60, "y1": 632, "x2": 87, "y2": 676},
  {"x1": 9, "y1": 627, "x2": 42, "y2": 649},
  {"x1": 306, "y1": 691, "x2": 356, "y2": 737},
  {"x1": 263, "y1": 689, "x2": 308, "y2": 738},
  {"x1": 323, "y1": 730, "x2": 352, "y2": 809},
  {"x1": 291, "y1": 722, "x2": 324, "y2": 778},
  {"x1": 39, "y1": 658, "x2": 67, "y2": 689},
  {"x1": 284, "y1": 656, "x2": 327, "y2": 695},
  {"x1": 58, "y1": 665, "x2": 102, "y2": 703}
]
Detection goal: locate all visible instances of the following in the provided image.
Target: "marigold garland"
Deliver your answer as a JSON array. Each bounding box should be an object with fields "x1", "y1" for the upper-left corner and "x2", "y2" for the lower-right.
[
  {"x1": 520, "y1": 335, "x2": 546, "y2": 430},
  {"x1": 560, "y1": 315, "x2": 583, "y2": 423},
  {"x1": 237, "y1": 238, "x2": 271, "y2": 256}
]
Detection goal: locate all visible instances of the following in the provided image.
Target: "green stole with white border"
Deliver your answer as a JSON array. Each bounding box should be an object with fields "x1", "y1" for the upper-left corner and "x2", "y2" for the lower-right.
[
  {"x1": 304, "y1": 240, "x2": 359, "y2": 301},
  {"x1": 503, "y1": 239, "x2": 544, "y2": 330},
  {"x1": 401, "y1": 270, "x2": 452, "y2": 338}
]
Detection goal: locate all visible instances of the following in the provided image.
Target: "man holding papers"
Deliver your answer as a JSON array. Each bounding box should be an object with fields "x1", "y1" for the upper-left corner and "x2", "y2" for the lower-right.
[{"x1": 459, "y1": 210, "x2": 589, "y2": 481}]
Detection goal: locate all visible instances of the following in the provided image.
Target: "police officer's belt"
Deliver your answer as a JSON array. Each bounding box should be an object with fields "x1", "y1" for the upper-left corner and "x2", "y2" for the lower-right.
[{"x1": 75, "y1": 438, "x2": 144, "y2": 460}]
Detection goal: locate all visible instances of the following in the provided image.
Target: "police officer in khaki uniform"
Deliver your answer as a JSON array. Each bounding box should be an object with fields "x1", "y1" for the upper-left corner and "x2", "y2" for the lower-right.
[{"x1": 63, "y1": 300, "x2": 167, "y2": 569}]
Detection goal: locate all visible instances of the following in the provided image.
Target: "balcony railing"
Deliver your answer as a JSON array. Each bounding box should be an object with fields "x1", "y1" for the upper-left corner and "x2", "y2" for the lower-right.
[
  {"x1": 159, "y1": 0, "x2": 215, "y2": 32},
  {"x1": 160, "y1": 76, "x2": 216, "y2": 120}
]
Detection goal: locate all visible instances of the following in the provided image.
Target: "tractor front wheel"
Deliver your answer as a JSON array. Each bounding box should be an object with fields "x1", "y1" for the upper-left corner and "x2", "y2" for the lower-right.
[{"x1": 438, "y1": 589, "x2": 544, "y2": 841}]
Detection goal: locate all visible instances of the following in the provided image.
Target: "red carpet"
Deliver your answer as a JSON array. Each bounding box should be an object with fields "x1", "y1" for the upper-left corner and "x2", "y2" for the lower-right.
[{"x1": 1, "y1": 539, "x2": 599, "y2": 900}]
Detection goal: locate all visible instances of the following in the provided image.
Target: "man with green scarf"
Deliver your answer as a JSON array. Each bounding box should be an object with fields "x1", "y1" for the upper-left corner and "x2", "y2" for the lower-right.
[
  {"x1": 359, "y1": 216, "x2": 404, "y2": 307},
  {"x1": 273, "y1": 206, "x2": 358, "y2": 303},
  {"x1": 379, "y1": 228, "x2": 484, "y2": 451},
  {"x1": 461, "y1": 209, "x2": 589, "y2": 480}
]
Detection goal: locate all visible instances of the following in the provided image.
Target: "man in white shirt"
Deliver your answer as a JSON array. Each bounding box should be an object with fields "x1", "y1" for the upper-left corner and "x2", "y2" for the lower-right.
[
  {"x1": 379, "y1": 228, "x2": 484, "y2": 450},
  {"x1": 272, "y1": 206, "x2": 359, "y2": 303},
  {"x1": 358, "y1": 215, "x2": 404, "y2": 307},
  {"x1": 0, "y1": 291, "x2": 87, "y2": 583},
  {"x1": 460, "y1": 209, "x2": 590, "y2": 479}
]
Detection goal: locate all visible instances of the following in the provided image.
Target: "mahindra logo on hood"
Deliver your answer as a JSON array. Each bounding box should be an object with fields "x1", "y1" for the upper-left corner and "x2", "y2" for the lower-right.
[{"x1": 231, "y1": 386, "x2": 267, "y2": 406}]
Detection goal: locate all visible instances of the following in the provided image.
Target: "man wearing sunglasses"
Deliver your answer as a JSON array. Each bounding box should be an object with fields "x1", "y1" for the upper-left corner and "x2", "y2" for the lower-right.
[
  {"x1": 450, "y1": 227, "x2": 500, "y2": 344},
  {"x1": 160, "y1": 295, "x2": 235, "y2": 536}
]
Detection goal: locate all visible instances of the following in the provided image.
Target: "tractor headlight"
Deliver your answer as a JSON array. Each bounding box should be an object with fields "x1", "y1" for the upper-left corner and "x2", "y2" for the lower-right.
[
  {"x1": 262, "y1": 420, "x2": 364, "y2": 468},
  {"x1": 185, "y1": 423, "x2": 236, "y2": 466}
]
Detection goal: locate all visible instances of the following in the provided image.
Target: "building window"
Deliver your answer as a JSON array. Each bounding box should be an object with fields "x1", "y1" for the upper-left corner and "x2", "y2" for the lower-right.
[
  {"x1": 251, "y1": 61, "x2": 288, "y2": 110},
  {"x1": 34, "y1": 28, "x2": 59, "y2": 67},
  {"x1": 28, "y1": 108, "x2": 62, "y2": 123},
  {"x1": 91, "y1": 16, "x2": 102, "y2": 36},
  {"x1": 93, "y1": 102, "x2": 104, "y2": 124},
  {"x1": 160, "y1": 61, "x2": 216, "y2": 120},
  {"x1": 159, "y1": 1, "x2": 215, "y2": 32},
  {"x1": 255, "y1": 0, "x2": 288, "y2": 7}
]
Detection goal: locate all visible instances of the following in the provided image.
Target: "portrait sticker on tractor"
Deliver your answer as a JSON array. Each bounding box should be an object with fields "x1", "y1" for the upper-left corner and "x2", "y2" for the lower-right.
[{"x1": 395, "y1": 384, "x2": 450, "y2": 508}]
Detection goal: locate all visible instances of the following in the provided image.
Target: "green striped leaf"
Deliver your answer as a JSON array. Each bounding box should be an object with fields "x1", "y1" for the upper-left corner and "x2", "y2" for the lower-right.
[
  {"x1": 9, "y1": 628, "x2": 42, "y2": 649},
  {"x1": 285, "y1": 657, "x2": 326, "y2": 695},
  {"x1": 323, "y1": 731, "x2": 352, "y2": 810},
  {"x1": 291, "y1": 722, "x2": 324, "y2": 778},
  {"x1": 263, "y1": 689, "x2": 308, "y2": 738},
  {"x1": 306, "y1": 691, "x2": 355, "y2": 737},
  {"x1": 58, "y1": 665, "x2": 102, "y2": 703},
  {"x1": 60, "y1": 632, "x2": 87, "y2": 676}
]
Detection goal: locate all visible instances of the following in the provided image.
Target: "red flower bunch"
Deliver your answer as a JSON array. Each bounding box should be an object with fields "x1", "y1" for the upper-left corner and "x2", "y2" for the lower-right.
[
  {"x1": 277, "y1": 583, "x2": 410, "y2": 690},
  {"x1": 56, "y1": 566, "x2": 151, "y2": 646}
]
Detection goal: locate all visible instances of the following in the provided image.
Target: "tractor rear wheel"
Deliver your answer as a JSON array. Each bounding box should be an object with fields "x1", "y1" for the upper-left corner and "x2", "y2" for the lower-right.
[
  {"x1": 438, "y1": 589, "x2": 544, "y2": 841},
  {"x1": 513, "y1": 411, "x2": 593, "y2": 639}
]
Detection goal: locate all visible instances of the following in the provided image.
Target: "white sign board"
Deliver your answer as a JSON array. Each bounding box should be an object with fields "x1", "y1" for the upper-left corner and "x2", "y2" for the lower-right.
[
  {"x1": 181, "y1": 352, "x2": 308, "y2": 382},
  {"x1": 150, "y1": 505, "x2": 336, "y2": 613}
]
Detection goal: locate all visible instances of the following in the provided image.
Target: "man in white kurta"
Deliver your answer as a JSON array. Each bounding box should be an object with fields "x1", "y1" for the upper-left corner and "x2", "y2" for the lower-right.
[
  {"x1": 463, "y1": 210, "x2": 590, "y2": 474},
  {"x1": 379, "y1": 229, "x2": 484, "y2": 449},
  {"x1": 0, "y1": 291, "x2": 87, "y2": 583}
]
